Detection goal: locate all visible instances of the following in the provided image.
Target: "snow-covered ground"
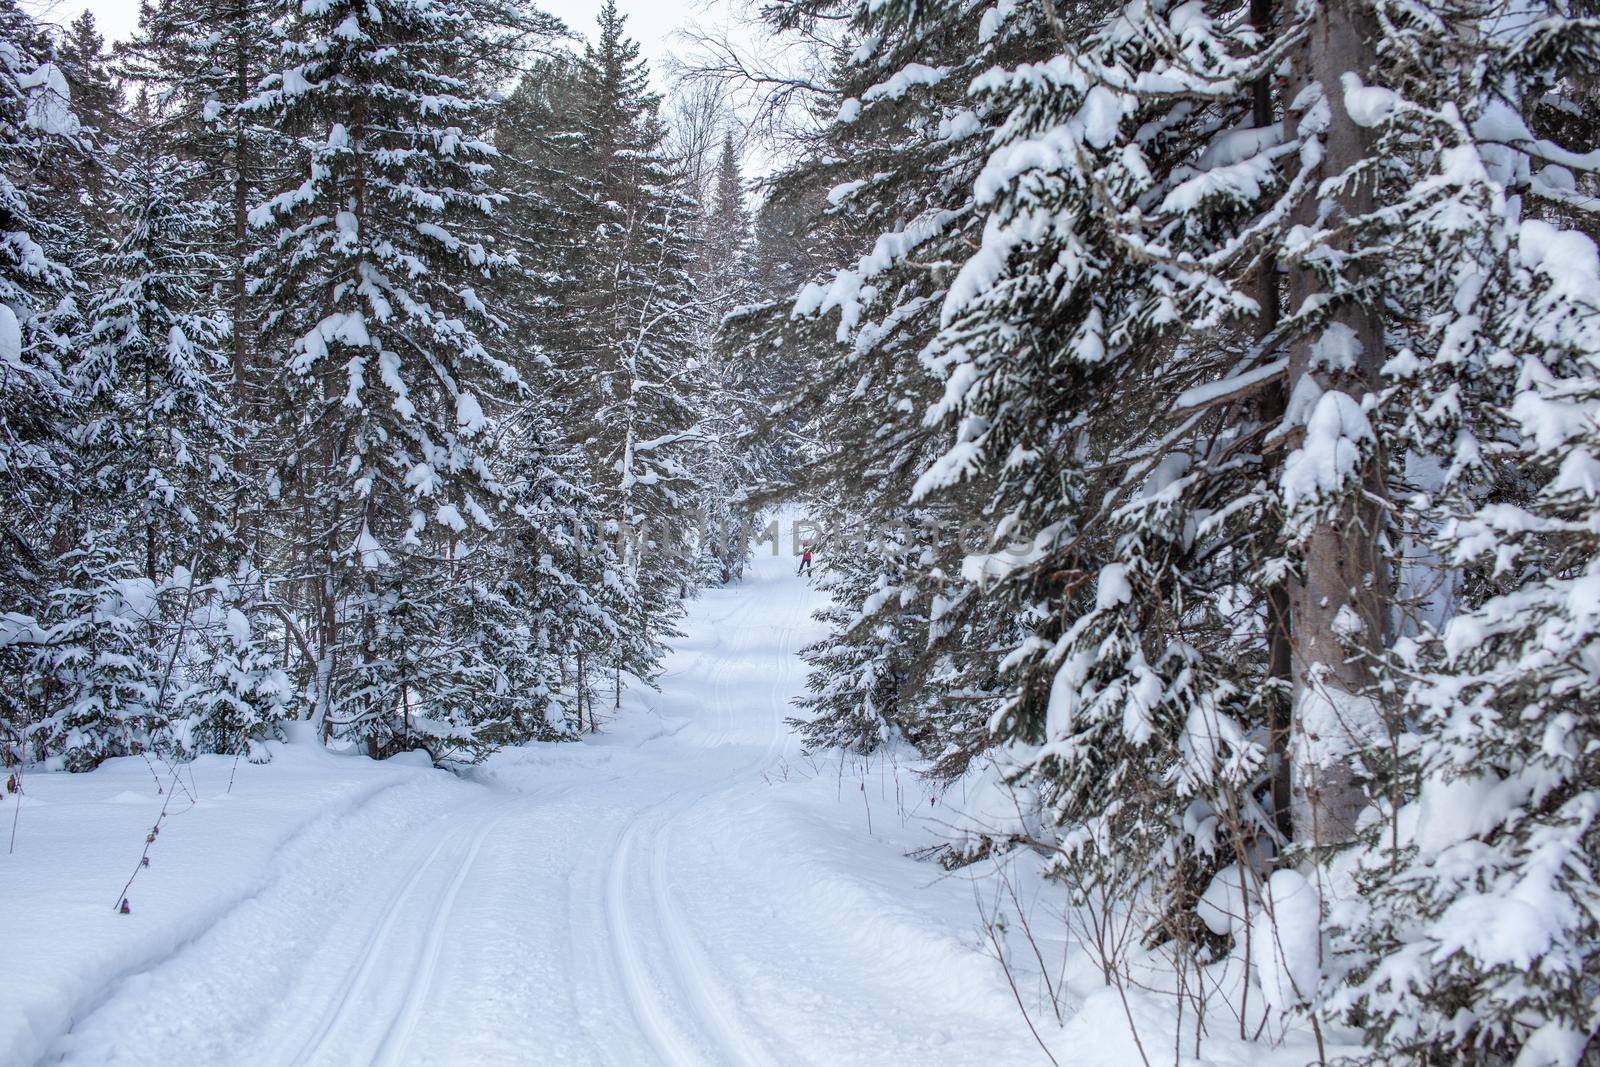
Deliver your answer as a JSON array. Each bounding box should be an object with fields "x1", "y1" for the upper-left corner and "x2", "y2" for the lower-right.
[
  {"x1": 2, "y1": 548, "x2": 1046, "y2": 1066},
  {"x1": 3, "y1": 546, "x2": 1339, "y2": 1066}
]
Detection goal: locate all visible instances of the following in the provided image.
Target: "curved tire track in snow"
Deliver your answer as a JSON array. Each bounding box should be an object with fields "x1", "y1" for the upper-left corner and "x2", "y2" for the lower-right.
[
  {"x1": 286, "y1": 830, "x2": 458, "y2": 1065},
  {"x1": 592, "y1": 564, "x2": 811, "y2": 1067},
  {"x1": 584, "y1": 580, "x2": 759, "y2": 1066},
  {"x1": 601, "y1": 801, "x2": 705, "y2": 1067},
  {"x1": 370, "y1": 812, "x2": 500, "y2": 1066}
]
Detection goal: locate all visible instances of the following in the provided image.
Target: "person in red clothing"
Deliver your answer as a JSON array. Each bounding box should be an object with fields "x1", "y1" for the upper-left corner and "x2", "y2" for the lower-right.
[{"x1": 797, "y1": 544, "x2": 814, "y2": 576}]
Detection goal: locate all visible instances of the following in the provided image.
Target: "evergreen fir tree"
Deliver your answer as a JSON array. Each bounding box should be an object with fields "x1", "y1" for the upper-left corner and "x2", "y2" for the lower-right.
[
  {"x1": 78, "y1": 143, "x2": 234, "y2": 581},
  {"x1": 703, "y1": 132, "x2": 754, "y2": 318},
  {"x1": 170, "y1": 562, "x2": 291, "y2": 760},
  {"x1": 576, "y1": 1, "x2": 706, "y2": 607},
  {"x1": 0, "y1": 0, "x2": 93, "y2": 766},
  {"x1": 247, "y1": 0, "x2": 519, "y2": 757},
  {"x1": 792, "y1": 513, "x2": 931, "y2": 753},
  {"x1": 759, "y1": 0, "x2": 1600, "y2": 1057},
  {"x1": 55, "y1": 11, "x2": 121, "y2": 143},
  {"x1": 23, "y1": 536, "x2": 167, "y2": 769},
  {"x1": 693, "y1": 131, "x2": 765, "y2": 585},
  {"x1": 1323, "y1": 4, "x2": 1600, "y2": 1058},
  {"x1": 120, "y1": 0, "x2": 287, "y2": 507},
  {"x1": 737, "y1": 0, "x2": 1024, "y2": 769},
  {"x1": 500, "y1": 3, "x2": 710, "y2": 698}
]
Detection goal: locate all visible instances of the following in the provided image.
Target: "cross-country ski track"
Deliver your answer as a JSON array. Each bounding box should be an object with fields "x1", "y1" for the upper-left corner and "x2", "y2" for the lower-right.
[{"x1": 8, "y1": 549, "x2": 1044, "y2": 1066}]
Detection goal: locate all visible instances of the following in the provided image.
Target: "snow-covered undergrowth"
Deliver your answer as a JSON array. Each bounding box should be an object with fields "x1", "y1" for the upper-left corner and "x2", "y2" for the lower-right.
[{"x1": 880, "y1": 754, "x2": 1353, "y2": 1067}]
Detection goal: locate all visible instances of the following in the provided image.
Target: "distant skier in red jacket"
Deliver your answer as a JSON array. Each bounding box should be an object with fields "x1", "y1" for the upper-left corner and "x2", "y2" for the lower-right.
[{"x1": 797, "y1": 545, "x2": 814, "y2": 576}]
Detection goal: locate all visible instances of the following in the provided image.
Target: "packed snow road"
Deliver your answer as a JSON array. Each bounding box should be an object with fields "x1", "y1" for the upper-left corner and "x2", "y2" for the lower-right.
[{"x1": 7, "y1": 550, "x2": 1042, "y2": 1066}]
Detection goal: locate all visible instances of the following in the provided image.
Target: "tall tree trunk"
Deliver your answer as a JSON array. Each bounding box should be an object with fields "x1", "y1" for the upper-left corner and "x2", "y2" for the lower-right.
[
  {"x1": 231, "y1": 17, "x2": 251, "y2": 402},
  {"x1": 1251, "y1": 0, "x2": 1296, "y2": 845},
  {"x1": 229, "y1": 4, "x2": 255, "y2": 545},
  {"x1": 1283, "y1": 0, "x2": 1389, "y2": 849}
]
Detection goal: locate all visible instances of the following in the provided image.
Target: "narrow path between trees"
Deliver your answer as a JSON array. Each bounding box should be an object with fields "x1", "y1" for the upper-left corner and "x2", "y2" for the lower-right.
[{"x1": 33, "y1": 550, "x2": 1041, "y2": 1066}]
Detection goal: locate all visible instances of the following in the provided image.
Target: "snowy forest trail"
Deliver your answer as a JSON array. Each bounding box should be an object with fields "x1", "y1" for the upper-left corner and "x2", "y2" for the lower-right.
[{"x1": 26, "y1": 550, "x2": 1042, "y2": 1067}]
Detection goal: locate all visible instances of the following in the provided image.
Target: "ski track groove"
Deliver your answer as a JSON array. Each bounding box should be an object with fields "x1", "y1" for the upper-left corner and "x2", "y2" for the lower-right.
[
  {"x1": 616, "y1": 568, "x2": 817, "y2": 1067},
  {"x1": 287, "y1": 830, "x2": 460, "y2": 1067},
  {"x1": 595, "y1": 569, "x2": 806, "y2": 1067},
  {"x1": 371, "y1": 813, "x2": 502, "y2": 1066},
  {"x1": 593, "y1": 585, "x2": 759, "y2": 1066},
  {"x1": 290, "y1": 782, "x2": 582, "y2": 1067},
  {"x1": 602, "y1": 803, "x2": 705, "y2": 1067}
]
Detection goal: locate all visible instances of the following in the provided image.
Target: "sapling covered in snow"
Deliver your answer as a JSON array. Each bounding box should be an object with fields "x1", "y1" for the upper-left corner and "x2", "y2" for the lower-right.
[{"x1": 792, "y1": 515, "x2": 930, "y2": 754}]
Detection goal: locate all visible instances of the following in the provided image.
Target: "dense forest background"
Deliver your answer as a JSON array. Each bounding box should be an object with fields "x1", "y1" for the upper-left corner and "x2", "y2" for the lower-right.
[{"x1": 1, "y1": 0, "x2": 772, "y2": 767}]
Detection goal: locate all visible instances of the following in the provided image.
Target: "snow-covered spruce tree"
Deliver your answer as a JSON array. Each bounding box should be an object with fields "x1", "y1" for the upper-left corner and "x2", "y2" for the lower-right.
[
  {"x1": 168, "y1": 562, "x2": 291, "y2": 760},
  {"x1": 492, "y1": 56, "x2": 644, "y2": 730},
  {"x1": 735, "y1": 0, "x2": 1053, "y2": 770},
  {"x1": 26, "y1": 558, "x2": 290, "y2": 768},
  {"x1": 771, "y1": 0, "x2": 1600, "y2": 1054},
  {"x1": 791, "y1": 512, "x2": 940, "y2": 753},
  {"x1": 33, "y1": 10, "x2": 114, "y2": 276},
  {"x1": 703, "y1": 132, "x2": 756, "y2": 321},
  {"x1": 493, "y1": 52, "x2": 590, "y2": 372},
  {"x1": 504, "y1": 3, "x2": 709, "y2": 703},
  {"x1": 58, "y1": 135, "x2": 294, "y2": 764},
  {"x1": 1340, "y1": 293, "x2": 1600, "y2": 1057},
  {"x1": 1317, "y1": 5, "x2": 1600, "y2": 1060},
  {"x1": 78, "y1": 144, "x2": 234, "y2": 582},
  {"x1": 0, "y1": 1, "x2": 99, "y2": 767},
  {"x1": 0, "y1": 7, "x2": 77, "y2": 577},
  {"x1": 932, "y1": 0, "x2": 1321, "y2": 903},
  {"x1": 578, "y1": 4, "x2": 706, "y2": 656},
  {"x1": 55, "y1": 11, "x2": 121, "y2": 147},
  {"x1": 246, "y1": 0, "x2": 522, "y2": 758},
  {"x1": 779, "y1": 0, "x2": 1386, "y2": 937},
  {"x1": 20, "y1": 536, "x2": 166, "y2": 769},
  {"x1": 492, "y1": 422, "x2": 632, "y2": 736},
  {"x1": 691, "y1": 132, "x2": 760, "y2": 586},
  {"x1": 118, "y1": 0, "x2": 282, "y2": 441},
  {"x1": 755, "y1": 0, "x2": 1335, "y2": 976}
]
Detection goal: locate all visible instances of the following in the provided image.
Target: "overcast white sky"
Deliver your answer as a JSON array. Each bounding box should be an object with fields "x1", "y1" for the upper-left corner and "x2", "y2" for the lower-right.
[{"x1": 45, "y1": 0, "x2": 733, "y2": 87}]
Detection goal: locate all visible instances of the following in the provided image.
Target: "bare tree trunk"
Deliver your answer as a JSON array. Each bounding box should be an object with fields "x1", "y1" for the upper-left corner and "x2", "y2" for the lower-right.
[{"x1": 1283, "y1": 0, "x2": 1389, "y2": 849}]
